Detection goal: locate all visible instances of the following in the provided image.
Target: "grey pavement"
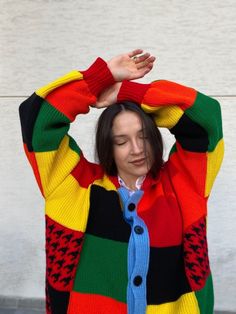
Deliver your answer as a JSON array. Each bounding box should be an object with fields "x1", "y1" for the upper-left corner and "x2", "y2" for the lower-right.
[
  {"x1": 0, "y1": 296, "x2": 235, "y2": 314},
  {"x1": 0, "y1": 309, "x2": 235, "y2": 314},
  {"x1": 0, "y1": 310, "x2": 44, "y2": 314}
]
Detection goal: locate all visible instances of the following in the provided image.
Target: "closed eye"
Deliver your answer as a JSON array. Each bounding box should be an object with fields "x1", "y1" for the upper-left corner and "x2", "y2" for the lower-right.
[
  {"x1": 114, "y1": 141, "x2": 127, "y2": 146},
  {"x1": 113, "y1": 135, "x2": 128, "y2": 146}
]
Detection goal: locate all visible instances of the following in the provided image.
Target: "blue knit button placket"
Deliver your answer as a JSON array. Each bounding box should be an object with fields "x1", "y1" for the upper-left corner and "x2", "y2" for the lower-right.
[
  {"x1": 134, "y1": 225, "x2": 144, "y2": 234},
  {"x1": 133, "y1": 275, "x2": 143, "y2": 286},
  {"x1": 128, "y1": 203, "x2": 136, "y2": 212},
  {"x1": 117, "y1": 187, "x2": 150, "y2": 314}
]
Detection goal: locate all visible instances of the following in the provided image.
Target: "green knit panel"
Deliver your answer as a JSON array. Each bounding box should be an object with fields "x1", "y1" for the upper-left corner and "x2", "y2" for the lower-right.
[
  {"x1": 32, "y1": 100, "x2": 70, "y2": 152},
  {"x1": 73, "y1": 234, "x2": 128, "y2": 303},
  {"x1": 168, "y1": 143, "x2": 177, "y2": 158},
  {"x1": 68, "y1": 135, "x2": 81, "y2": 155},
  {"x1": 185, "y1": 93, "x2": 223, "y2": 152},
  {"x1": 195, "y1": 273, "x2": 214, "y2": 314}
]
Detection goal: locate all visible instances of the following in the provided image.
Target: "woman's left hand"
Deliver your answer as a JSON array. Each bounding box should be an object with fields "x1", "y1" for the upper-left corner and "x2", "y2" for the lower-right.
[{"x1": 107, "y1": 49, "x2": 156, "y2": 82}]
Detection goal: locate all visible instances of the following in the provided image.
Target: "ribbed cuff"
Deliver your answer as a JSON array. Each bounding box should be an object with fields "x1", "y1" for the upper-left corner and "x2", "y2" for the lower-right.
[
  {"x1": 81, "y1": 58, "x2": 115, "y2": 97},
  {"x1": 117, "y1": 80, "x2": 150, "y2": 104}
]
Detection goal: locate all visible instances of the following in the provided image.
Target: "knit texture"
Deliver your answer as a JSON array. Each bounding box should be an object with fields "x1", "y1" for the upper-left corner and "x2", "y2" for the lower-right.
[{"x1": 19, "y1": 58, "x2": 224, "y2": 314}]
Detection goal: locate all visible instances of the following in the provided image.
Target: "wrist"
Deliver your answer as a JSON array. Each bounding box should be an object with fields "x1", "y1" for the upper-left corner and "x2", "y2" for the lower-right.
[
  {"x1": 81, "y1": 58, "x2": 116, "y2": 97},
  {"x1": 107, "y1": 61, "x2": 120, "y2": 82}
]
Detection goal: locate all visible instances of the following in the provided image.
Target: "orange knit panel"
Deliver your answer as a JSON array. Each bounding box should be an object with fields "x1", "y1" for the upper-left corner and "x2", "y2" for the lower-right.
[
  {"x1": 143, "y1": 80, "x2": 197, "y2": 110},
  {"x1": 45, "y1": 80, "x2": 96, "y2": 121}
]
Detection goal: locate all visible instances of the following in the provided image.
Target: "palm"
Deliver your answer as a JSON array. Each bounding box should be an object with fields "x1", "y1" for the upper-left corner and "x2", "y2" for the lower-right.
[{"x1": 108, "y1": 49, "x2": 156, "y2": 81}]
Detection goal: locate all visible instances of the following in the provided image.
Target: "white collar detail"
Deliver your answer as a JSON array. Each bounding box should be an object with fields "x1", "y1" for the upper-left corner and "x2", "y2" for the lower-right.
[{"x1": 118, "y1": 175, "x2": 146, "y2": 196}]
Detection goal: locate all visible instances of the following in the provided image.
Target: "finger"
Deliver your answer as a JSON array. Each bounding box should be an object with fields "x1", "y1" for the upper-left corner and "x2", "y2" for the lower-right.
[
  {"x1": 148, "y1": 56, "x2": 156, "y2": 63},
  {"x1": 139, "y1": 64, "x2": 154, "y2": 78},
  {"x1": 135, "y1": 53, "x2": 151, "y2": 63},
  {"x1": 136, "y1": 56, "x2": 156, "y2": 69},
  {"x1": 128, "y1": 49, "x2": 143, "y2": 58},
  {"x1": 131, "y1": 61, "x2": 155, "y2": 79},
  {"x1": 143, "y1": 56, "x2": 156, "y2": 65}
]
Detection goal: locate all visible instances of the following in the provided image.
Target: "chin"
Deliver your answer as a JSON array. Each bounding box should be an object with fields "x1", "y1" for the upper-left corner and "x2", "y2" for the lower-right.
[{"x1": 133, "y1": 168, "x2": 149, "y2": 178}]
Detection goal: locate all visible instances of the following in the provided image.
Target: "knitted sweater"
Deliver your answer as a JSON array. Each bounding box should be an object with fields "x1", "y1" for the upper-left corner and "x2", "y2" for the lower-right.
[{"x1": 19, "y1": 58, "x2": 224, "y2": 314}]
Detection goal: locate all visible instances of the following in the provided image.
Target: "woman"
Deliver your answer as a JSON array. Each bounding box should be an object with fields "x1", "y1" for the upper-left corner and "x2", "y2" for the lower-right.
[{"x1": 19, "y1": 49, "x2": 224, "y2": 314}]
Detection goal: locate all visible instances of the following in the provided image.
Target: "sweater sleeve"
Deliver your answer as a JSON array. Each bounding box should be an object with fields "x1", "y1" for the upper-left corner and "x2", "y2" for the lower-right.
[
  {"x1": 117, "y1": 80, "x2": 224, "y2": 199},
  {"x1": 19, "y1": 58, "x2": 115, "y2": 198}
]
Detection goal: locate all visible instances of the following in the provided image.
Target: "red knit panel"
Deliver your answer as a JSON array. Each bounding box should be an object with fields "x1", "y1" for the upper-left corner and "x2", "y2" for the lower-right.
[
  {"x1": 45, "y1": 80, "x2": 95, "y2": 121},
  {"x1": 117, "y1": 80, "x2": 150, "y2": 104},
  {"x1": 166, "y1": 143, "x2": 207, "y2": 231},
  {"x1": 46, "y1": 216, "x2": 84, "y2": 291},
  {"x1": 183, "y1": 216, "x2": 210, "y2": 291},
  {"x1": 67, "y1": 291, "x2": 127, "y2": 314},
  {"x1": 23, "y1": 143, "x2": 44, "y2": 196},
  {"x1": 138, "y1": 184, "x2": 183, "y2": 247},
  {"x1": 80, "y1": 57, "x2": 115, "y2": 96},
  {"x1": 71, "y1": 154, "x2": 104, "y2": 188}
]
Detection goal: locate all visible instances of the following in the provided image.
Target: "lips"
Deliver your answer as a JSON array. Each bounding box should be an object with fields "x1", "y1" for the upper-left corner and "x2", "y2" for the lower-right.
[{"x1": 130, "y1": 158, "x2": 146, "y2": 166}]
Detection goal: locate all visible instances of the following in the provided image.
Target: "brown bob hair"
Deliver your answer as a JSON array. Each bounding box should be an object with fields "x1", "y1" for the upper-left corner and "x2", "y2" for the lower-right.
[{"x1": 95, "y1": 101, "x2": 164, "y2": 178}]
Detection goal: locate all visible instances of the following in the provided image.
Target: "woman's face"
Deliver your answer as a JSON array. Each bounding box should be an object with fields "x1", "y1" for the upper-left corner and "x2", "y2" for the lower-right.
[{"x1": 112, "y1": 110, "x2": 154, "y2": 187}]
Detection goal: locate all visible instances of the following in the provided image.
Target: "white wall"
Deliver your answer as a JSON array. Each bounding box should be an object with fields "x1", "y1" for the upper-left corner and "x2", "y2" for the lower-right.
[{"x1": 0, "y1": 0, "x2": 235, "y2": 311}]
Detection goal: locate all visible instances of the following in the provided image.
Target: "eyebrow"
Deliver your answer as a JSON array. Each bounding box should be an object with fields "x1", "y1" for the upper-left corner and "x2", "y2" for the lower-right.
[
  {"x1": 112, "y1": 134, "x2": 127, "y2": 139},
  {"x1": 112, "y1": 129, "x2": 145, "y2": 139}
]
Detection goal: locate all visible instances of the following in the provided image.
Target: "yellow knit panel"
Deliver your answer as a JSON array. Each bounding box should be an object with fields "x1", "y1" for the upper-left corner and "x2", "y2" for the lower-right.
[
  {"x1": 146, "y1": 292, "x2": 200, "y2": 314},
  {"x1": 45, "y1": 174, "x2": 90, "y2": 232},
  {"x1": 205, "y1": 138, "x2": 224, "y2": 197},
  {"x1": 93, "y1": 175, "x2": 117, "y2": 191},
  {"x1": 36, "y1": 70, "x2": 83, "y2": 99},
  {"x1": 35, "y1": 135, "x2": 80, "y2": 198},
  {"x1": 141, "y1": 104, "x2": 183, "y2": 129}
]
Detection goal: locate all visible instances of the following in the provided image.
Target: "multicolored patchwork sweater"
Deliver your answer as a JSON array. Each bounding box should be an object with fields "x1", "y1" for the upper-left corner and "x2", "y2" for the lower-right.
[{"x1": 19, "y1": 57, "x2": 224, "y2": 314}]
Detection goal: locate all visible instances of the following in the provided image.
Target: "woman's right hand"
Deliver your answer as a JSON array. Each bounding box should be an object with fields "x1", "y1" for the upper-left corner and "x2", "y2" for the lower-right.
[
  {"x1": 107, "y1": 49, "x2": 156, "y2": 82},
  {"x1": 94, "y1": 82, "x2": 122, "y2": 108}
]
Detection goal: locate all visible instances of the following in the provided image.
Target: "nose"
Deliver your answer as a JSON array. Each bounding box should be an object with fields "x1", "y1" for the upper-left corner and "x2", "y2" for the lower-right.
[{"x1": 131, "y1": 138, "x2": 143, "y2": 154}]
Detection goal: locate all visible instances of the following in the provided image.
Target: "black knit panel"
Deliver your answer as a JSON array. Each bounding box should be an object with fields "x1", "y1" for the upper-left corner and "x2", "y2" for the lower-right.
[
  {"x1": 87, "y1": 185, "x2": 131, "y2": 242},
  {"x1": 19, "y1": 93, "x2": 43, "y2": 152},
  {"x1": 46, "y1": 281, "x2": 70, "y2": 314},
  {"x1": 170, "y1": 113, "x2": 208, "y2": 152},
  {"x1": 147, "y1": 244, "x2": 191, "y2": 305}
]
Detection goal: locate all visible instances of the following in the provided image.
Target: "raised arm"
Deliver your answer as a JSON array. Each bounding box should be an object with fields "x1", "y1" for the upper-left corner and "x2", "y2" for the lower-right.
[
  {"x1": 19, "y1": 49, "x2": 155, "y2": 199},
  {"x1": 116, "y1": 79, "x2": 224, "y2": 200},
  {"x1": 19, "y1": 58, "x2": 115, "y2": 198},
  {"x1": 92, "y1": 51, "x2": 223, "y2": 201}
]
